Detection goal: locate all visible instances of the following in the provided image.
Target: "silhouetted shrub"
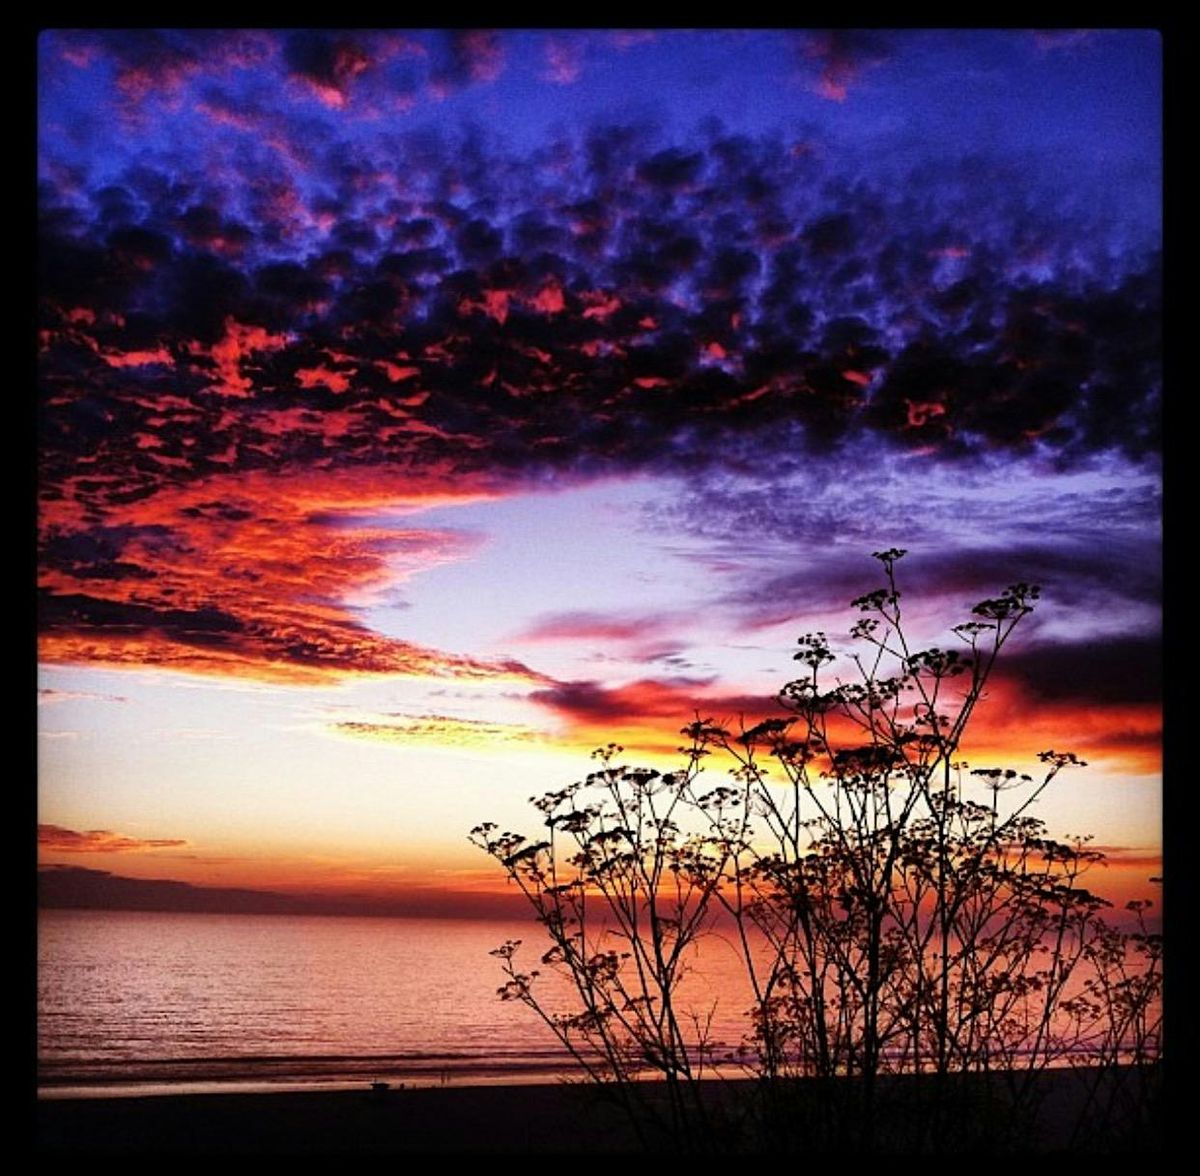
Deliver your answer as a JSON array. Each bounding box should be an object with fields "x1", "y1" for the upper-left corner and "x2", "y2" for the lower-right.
[{"x1": 472, "y1": 550, "x2": 1161, "y2": 1152}]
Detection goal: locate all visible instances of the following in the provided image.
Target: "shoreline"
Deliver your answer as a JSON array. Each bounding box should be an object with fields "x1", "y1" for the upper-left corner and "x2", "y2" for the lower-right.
[
  {"x1": 36, "y1": 1048, "x2": 1157, "y2": 1102},
  {"x1": 37, "y1": 1065, "x2": 1163, "y2": 1154},
  {"x1": 37, "y1": 1069, "x2": 586, "y2": 1101}
]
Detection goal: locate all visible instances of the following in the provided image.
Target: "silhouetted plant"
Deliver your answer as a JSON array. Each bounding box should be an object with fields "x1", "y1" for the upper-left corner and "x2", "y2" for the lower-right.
[
  {"x1": 470, "y1": 731, "x2": 739, "y2": 1149},
  {"x1": 471, "y1": 550, "x2": 1162, "y2": 1152}
]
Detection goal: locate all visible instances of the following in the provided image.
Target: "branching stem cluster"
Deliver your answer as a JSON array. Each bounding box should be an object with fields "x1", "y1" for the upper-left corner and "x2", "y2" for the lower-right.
[{"x1": 470, "y1": 551, "x2": 1161, "y2": 1151}]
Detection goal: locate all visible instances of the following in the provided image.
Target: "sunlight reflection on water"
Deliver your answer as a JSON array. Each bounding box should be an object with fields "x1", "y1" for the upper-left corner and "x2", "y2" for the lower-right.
[{"x1": 38, "y1": 909, "x2": 753, "y2": 1093}]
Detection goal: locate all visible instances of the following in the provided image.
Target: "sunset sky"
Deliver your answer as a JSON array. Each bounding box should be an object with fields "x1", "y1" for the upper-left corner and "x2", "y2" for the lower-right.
[{"x1": 37, "y1": 29, "x2": 1161, "y2": 914}]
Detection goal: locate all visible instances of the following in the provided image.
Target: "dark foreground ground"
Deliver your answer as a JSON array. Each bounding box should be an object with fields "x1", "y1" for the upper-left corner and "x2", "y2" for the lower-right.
[{"x1": 37, "y1": 1066, "x2": 1163, "y2": 1155}]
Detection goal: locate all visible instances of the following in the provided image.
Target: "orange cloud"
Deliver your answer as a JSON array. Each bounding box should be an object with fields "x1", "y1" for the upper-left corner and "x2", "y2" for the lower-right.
[
  {"x1": 956, "y1": 676, "x2": 1161, "y2": 775},
  {"x1": 331, "y1": 714, "x2": 548, "y2": 749},
  {"x1": 518, "y1": 665, "x2": 1161, "y2": 779},
  {"x1": 39, "y1": 824, "x2": 187, "y2": 853},
  {"x1": 39, "y1": 466, "x2": 545, "y2": 686}
]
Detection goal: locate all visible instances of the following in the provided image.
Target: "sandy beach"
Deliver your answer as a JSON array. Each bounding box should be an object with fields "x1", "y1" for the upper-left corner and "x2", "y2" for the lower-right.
[
  {"x1": 37, "y1": 1066, "x2": 1163, "y2": 1154},
  {"x1": 38, "y1": 1082, "x2": 642, "y2": 1154}
]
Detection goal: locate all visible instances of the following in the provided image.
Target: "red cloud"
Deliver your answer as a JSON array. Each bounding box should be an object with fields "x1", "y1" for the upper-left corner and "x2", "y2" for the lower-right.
[
  {"x1": 459, "y1": 30, "x2": 505, "y2": 84},
  {"x1": 190, "y1": 318, "x2": 292, "y2": 398},
  {"x1": 800, "y1": 30, "x2": 892, "y2": 103},
  {"x1": 285, "y1": 32, "x2": 374, "y2": 109},
  {"x1": 296, "y1": 365, "x2": 353, "y2": 395},
  {"x1": 39, "y1": 467, "x2": 547, "y2": 686},
  {"x1": 528, "y1": 677, "x2": 774, "y2": 754},
  {"x1": 100, "y1": 346, "x2": 175, "y2": 369},
  {"x1": 527, "y1": 281, "x2": 566, "y2": 315},
  {"x1": 543, "y1": 37, "x2": 583, "y2": 85},
  {"x1": 515, "y1": 610, "x2": 673, "y2": 645}
]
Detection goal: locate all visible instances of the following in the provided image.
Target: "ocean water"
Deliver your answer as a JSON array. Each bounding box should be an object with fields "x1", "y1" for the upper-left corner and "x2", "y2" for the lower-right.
[
  {"x1": 37, "y1": 909, "x2": 754, "y2": 1097},
  {"x1": 39, "y1": 908, "x2": 1160, "y2": 1098}
]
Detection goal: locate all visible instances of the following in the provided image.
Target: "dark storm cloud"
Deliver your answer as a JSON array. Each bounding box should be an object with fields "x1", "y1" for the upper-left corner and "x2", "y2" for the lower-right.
[
  {"x1": 909, "y1": 540, "x2": 1161, "y2": 617},
  {"x1": 41, "y1": 525, "x2": 168, "y2": 581},
  {"x1": 1001, "y1": 636, "x2": 1161, "y2": 706},
  {"x1": 38, "y1": 120, "x2": 1160, "y2": 502},
  {"x1": 709, "y1": 535, "x2": 1161, "y2": 640},
  {"x1": 37, "y1": 34, "x2": 1160, "y2": 680},
  {"x1": 39, "y1": 592, "x2": 245, "y2": 642}
]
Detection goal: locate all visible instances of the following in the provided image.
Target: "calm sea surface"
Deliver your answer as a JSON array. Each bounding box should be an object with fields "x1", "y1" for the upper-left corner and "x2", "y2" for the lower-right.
[{"x1": 38, "y1": 909, "x2": 754, "y2": 1097}]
